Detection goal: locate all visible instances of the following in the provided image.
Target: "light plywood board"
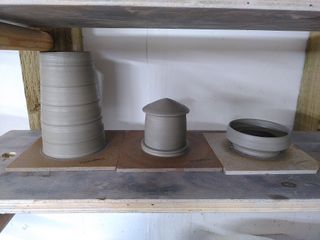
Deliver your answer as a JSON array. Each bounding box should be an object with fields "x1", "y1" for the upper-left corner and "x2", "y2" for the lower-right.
[
  {"x1": 6, "y1": 131, "x2": 121, "y2": 172},
  {"x1": 204, "y1": 132, "x2": 319, "y2": 175},
  {"x1": 1, "y1": 131, "x2": 320, "y2": 213},
  {"x1": 1, "y1": 2, "x2": 320, "y2": 31},
  {"x1": 117, "y1": 131, "x2": 222, "y2": 172}
]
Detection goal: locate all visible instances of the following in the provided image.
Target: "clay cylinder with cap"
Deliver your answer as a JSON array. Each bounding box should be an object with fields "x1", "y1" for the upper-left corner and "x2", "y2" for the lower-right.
[{"x1": 141, "y1": 98, "x2": 189, "y2": 157}]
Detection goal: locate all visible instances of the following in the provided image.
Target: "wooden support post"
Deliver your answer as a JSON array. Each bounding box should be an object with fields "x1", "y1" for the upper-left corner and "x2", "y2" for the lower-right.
[
  {"x1": 0, "y1": 214, "x2": 14, "y2": 232},
  {"x1": 71, "y1": 28, "x2": 83, "y2": 52},
  {"x1": 19, "y1": 28, "x2": 83, "y2": 130},
  {"x1": 294, "y1": 32, "x2": 320, "y2": 131},
  {"x1": 20, "y1": 51, "x2": 41, "y2": 130},
  {"x1": 0, "y1": 22, "x2": 53, "y2": 51},
  {"x1": 43, "y1": 28, "x2": 83, "y2": 51}
]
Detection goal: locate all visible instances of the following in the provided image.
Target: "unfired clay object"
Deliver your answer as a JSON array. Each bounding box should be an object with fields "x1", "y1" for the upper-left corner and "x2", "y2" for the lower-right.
[
  {"x1": 226, "y1": 118, "x2": 291, "y2": 158},
  {"x1": 40, "y1": 52, "x2": 105, "y2": 159},
  {"x1": 141, "y1": 98, "x2": 189, "y2": 157},
  {"x1": 41, "y1": 102, "x2": 101, "y2": 126}
]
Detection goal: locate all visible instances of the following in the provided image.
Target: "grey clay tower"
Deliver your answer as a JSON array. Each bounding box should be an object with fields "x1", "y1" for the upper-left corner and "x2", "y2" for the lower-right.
[{"x1": 141, "y1": 98, "x2": 190, "y2": 157}]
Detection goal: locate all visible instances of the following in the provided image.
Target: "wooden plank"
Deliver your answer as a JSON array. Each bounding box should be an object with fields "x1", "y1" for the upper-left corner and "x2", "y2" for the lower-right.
[
  {"x1": 0, "y1": 22, "x2": 53, "y2": 51},
  {"x1": 0, "y1": 214, "x2": 13, "y2": 232},
  {"x1": 19, "y1": 51, "x2": 41, "y2": 130},
  {"x1": 204, "y1": 132, "x2": 319, "y2": 175},
  {"x1": 0, "y1": 0, "x2": 319, "y2": 11},
  {"x1": 6, "y1": 131, "x2": 117, "y2": 172},
  {"x1": 0, "y1": 3, "x2": 320, "y2": 30},
  {"x1": 71, "y1": 28, "x2": 83, "y2": 52},
  {"x1": 6, "y1": 131, "x2": 222, "y2": 172},
  {"x1": 294, "y1": 32, "x2": 320, "y2": 131},
  {"x1": 19, "y1": 28, "x2": 83, "y2": 130},
  {"x1": 117, "y1": 131, "x2": 222, "y2": 172},
  {"x1": 43, "y1": 28, "x2": 83, "y2": 51},
  {"x1": 0, "y1": 130, "x2": 320, "y2": 213}
]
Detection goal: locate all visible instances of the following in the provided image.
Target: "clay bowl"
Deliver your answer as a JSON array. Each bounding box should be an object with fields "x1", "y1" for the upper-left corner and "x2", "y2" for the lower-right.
[{"x1": 226, "y1": 119, "x2": 291, "y2": 159}]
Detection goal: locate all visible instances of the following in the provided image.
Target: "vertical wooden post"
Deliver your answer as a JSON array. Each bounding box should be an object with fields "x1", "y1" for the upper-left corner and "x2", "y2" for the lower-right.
[
  {"x1": 20, "y1": 51, "x2": 41, "y2": 130},
  {"x1": 19, "y1": 28, "x2": 83, "y2": 130},
  {"x1": 71, "y1": 28, "x2": 83, "y2": 52},
  {"x1": 294, "y1": 32, "x2": 320, "y2": 131}
]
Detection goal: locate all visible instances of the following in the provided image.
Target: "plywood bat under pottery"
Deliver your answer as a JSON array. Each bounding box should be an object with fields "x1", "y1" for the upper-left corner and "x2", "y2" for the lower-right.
[
  {"x1": 6, "y1": 131, "x2": 121, "y2": 172},
  {"x1": 117, "y1": 131, "x2": 223, "y2": 172},
  {"x1": 204, "y1": 132, "x2": 319, "y2": 175}
]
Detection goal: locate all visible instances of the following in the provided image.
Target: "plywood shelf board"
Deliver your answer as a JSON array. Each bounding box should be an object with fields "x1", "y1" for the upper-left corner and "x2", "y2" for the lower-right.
[
  {"x1": 1, "y1": 1, "x2": 320, "y2": 30},
  {"x1": 6, "y1": 131, "x2": 222, "y2": 172},
  {"x1": 0, "y1": 130, "x2": 320, "y2": 213},
  {"x1": 117, "y1": 131, "x2": 222, "y2": 172},
  {"x1": 204, "y1": 132, "x2": 319, "y2": 175},
  {"x1": 6, "y1": 131, "x2": 120, "y2": 172}
]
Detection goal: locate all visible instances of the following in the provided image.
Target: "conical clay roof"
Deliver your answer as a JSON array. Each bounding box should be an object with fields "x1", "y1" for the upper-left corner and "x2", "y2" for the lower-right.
[{"x1": 143, "y1": 98, "x2": 189, "y2": 116}]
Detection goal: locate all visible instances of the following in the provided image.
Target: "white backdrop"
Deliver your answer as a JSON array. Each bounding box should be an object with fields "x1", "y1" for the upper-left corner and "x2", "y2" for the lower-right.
[
  {"x1": 0, "y1": 30, "x2": 309, "y2": 134},
  {"x1": 83, "y1": 29, "x2": 308, "y2": 130},
  {"x1": 0, "y1": 51, "x2": 29, "y2": 136}
]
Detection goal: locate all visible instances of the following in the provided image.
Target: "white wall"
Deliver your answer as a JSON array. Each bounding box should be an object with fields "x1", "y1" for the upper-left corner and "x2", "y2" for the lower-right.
[
  {"x1": 3, "y1": 212, "x2": 320, "y2": 240},
  {"x1": 83, "y1": 29, "x2": 308, "y2": 130},
  {"x1": 0, "y1": 51, "x2": 29, "y2": 136},
  {"x1": 0, "y1": 30, "x2": 308, "y2": 134}
]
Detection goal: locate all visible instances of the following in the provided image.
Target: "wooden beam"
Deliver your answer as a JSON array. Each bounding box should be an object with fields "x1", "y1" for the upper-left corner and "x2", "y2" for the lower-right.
[
  {"x1": 19, "y1": 51, "x2": 41, "y2": 130},
  {"x1": 0, "y1": 214, "x2": 13, "y2": 232},
  {"x1": 0, "y1": 2, "x2": 320, "y2": 30},
  {"x1": 0, "y1": 22, "x2": 53, "y2": 51},
  {"x1": 71, "y1": 28, "x2": 83, "y2": 52},
  {"x1": 19, "y1": 28, "x2": 83, "y2": 130},
  {"x1": 294, "y1": 32, "x2": 320, "y2": 131},
  {"x1": 0, "y1": 0, "x2": 318, "y2": 11},
  {"x1": 43, "y1": 28, "x2": 83, "y2": 51}
]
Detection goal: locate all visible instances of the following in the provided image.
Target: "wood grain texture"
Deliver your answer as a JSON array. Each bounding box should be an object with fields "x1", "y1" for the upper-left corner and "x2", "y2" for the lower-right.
[
  {"x1": 0, "y1": 214, "x2": 13, "y2": 232},
  {"x1": 19, "y1": 51, "x2": 41, "y2": 130},
  {"x1": 6, "y1": 131, "x2": 117, "y2": 172},
  {"x1": 117, "y1": 131, "x2": 222, "y2": 172},
  {"x1": 294, "y1": 32, "x2": 320, "y2": 131},
  {"x1": 204, "y1": 132, "x2": 319, "y2": 175},
  {"x1": 43, "y1": 28, "x2": 83, "y2": 51},
  {"x1": 1, "y1": 1, "x2": 319, "y2": 11},
  {"x1": 6, "y1": 131, "x2": 222, "y2": 172},
  {"x1": 19, "y1": 28, "x2": 83, "y2": 129},
  {"x1": 71, "y1": 28, "x2": 83, "y2": 51},
  {"x1": 0, "y1": 22, "x2": 53, "y2": 51},
  {"x1": 0, "y1": 5, "x2": 320, "y2": 30},
  {"x1": 0, "y1": 130, "x2": 320, "y2": 213}
]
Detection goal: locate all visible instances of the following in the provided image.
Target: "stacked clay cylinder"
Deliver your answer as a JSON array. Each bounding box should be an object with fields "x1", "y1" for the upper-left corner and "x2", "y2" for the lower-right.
[{"x1": 40, "y1": 52, "x2": 105, "y2": 159}]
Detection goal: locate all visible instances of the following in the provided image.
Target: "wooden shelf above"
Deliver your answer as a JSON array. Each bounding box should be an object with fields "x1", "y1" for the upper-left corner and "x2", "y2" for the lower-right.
[
  {"x1": 0, "y1": 130, "x2": 319, "y2": 213},
  {"x1": 0, "y1": 1, "x2": 320, "y2": 30}
]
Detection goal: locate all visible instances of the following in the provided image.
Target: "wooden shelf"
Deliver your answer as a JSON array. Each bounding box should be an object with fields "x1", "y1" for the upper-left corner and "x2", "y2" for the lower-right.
[
  {"x1": 0, "y1": 1, "x2": 320, "y2": 30},
  {"x1": 0, "y1": 130, "x2": 319, "y2": 213}
]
